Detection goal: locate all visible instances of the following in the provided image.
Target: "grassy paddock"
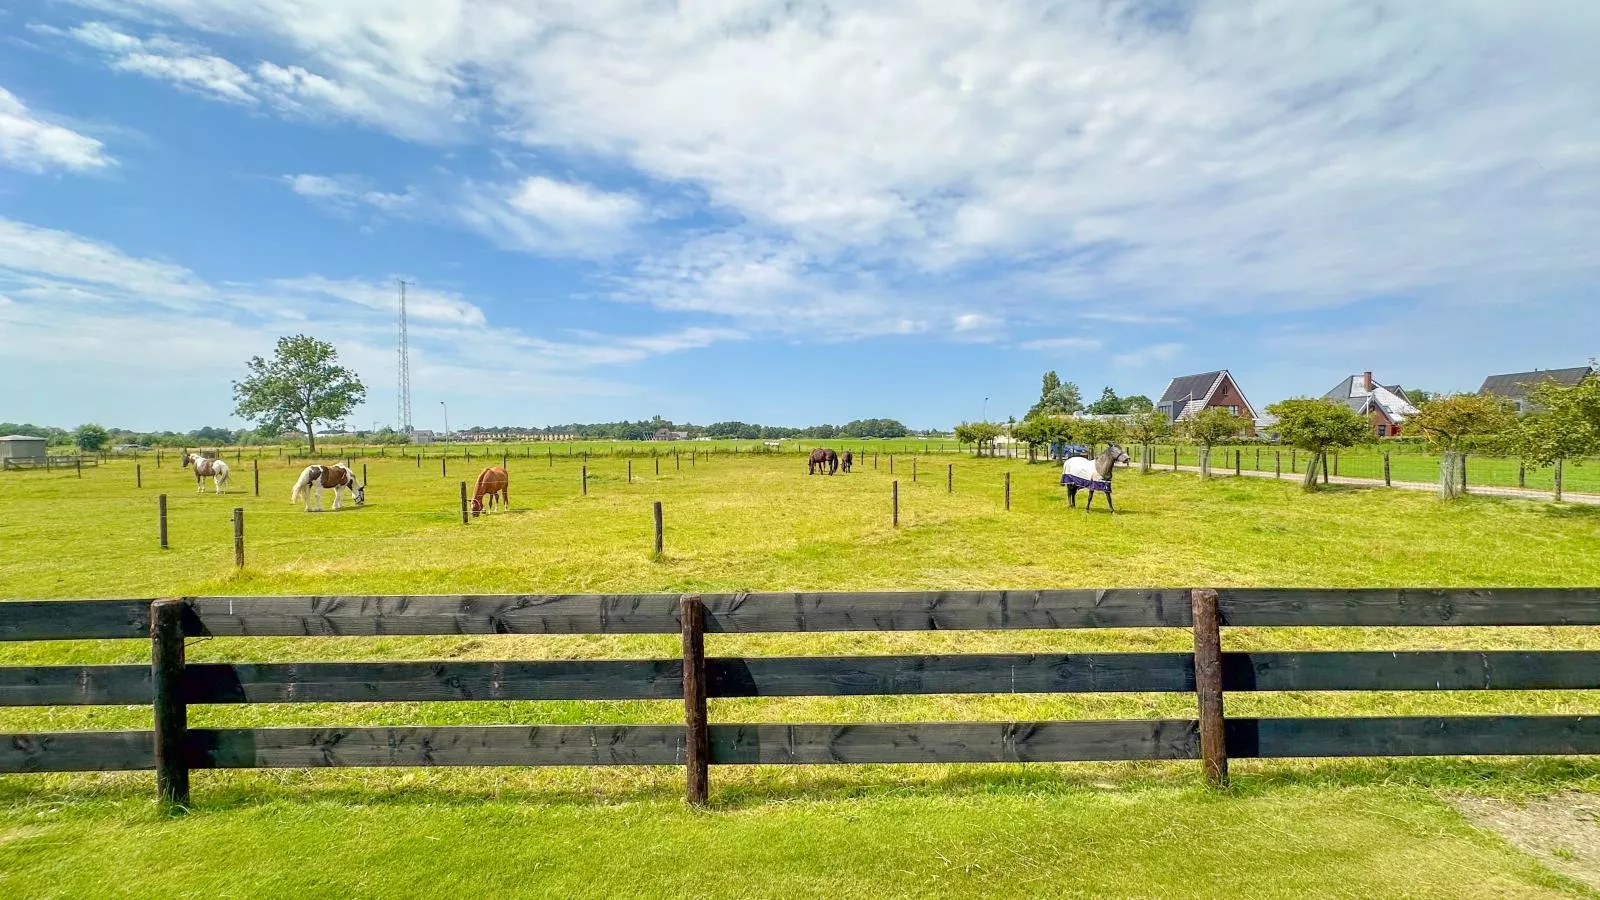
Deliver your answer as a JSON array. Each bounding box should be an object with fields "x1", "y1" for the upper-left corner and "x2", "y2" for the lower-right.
[
  {"x1": 4, "y1": 454, "x2": 1600, "y2": 895},
  {"x1": 1153, "y1": 444, "x2": 1599, "y2": 494}
]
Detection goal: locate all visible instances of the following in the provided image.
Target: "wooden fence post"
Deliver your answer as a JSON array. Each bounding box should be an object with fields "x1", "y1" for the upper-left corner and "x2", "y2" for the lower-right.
[
  {"x1": 1004, "y1": 472, "x2": 1011, "y2": 511},
  {"x1": 548, "y1": 448, "x2": 553, "y2": 467},
  {"x1": 1321, "y1": 453, "x2": 1330, "y2": 484},
  {"x1": 1234, "y1": 450, "x2": 1241, "y2": 477},
  {"x1": 892, "y1": 481, "x2": 900, "y2": 527},
  {"x1": 1461, "y1": 454, "x2": 1468, "y2": 491},
  {"x1": 158, "y1": 494, "x2": 168, "y2": 550},
  {"x1": 874, "y1": 453, "x2": 879, "y2": 470},
  {"x1": 232, "y1": 508, "x2": 244, "y2": 568},
  {"x1": 1172, "y1": 447, "x2": 1178, "y2": 471},
  {"x1": 441, "y1": 457, "x2": 447, "y2": 478},
  {"x1": 1518, "y1": 462, "x2": 1526, "y2": 488},
  {"x1": 653, "y1": 501, "x2": 664, "y2": 557},
  {"x1": 151, "y1": 598, "x2": 189, "y2": 808},
  {"x1": 947, "y1": 464, "x2": 953, "y2": 494},
  {"x1": 1291, "y1": 449, "x2": 1297, "y2": 473},
  {"x1": 889, "y1": 455, "x2": 895, "y2": 475},
  {"x1": 1333, "y1": 452, "x2": 1340, "y2": 477},
  {"x1": 460, "y1": 481, "x2": 469, "y2": 524},
  {"x1": 912, "y1": 458, "x2": 917, "y2": 483},
  {"x1": 628, "y1": 460, "x2": 633, "y2": 483},
  {"x1": 582, "y1": 465, "x2": 588, "y2": 496},
  {"x1": 416, "y1": 454, "x2": 421, "y2": 469},
  {"x1": 1555, "y1": 459, "x2": 1564, "y2": 502},
  {"x1": 1190, "y1": 588, "x2": 1228, "y2": 788},
  {"x1": 362, "y1": 463, "x2": 368, "y2": 487},
  {"x1": 655, "y1": 456, "x2": 661, "y2": 476},
  {"x1": 1383, "y1": 452, "x2": 1392, "y2": 487},
  {"x1": 253, "y1": 459, "x2": 260, "y2": 496},
  {"x1": 1255, "y1": 448, "x2": 1260, "y2": 471},
  {"x1": 1274, "y1": 452, "x2": 1281, "y2": 479},
  {"x1": 136, "y1": 464, "x2": 142, "y2": 488},
  {"x1": 680, "y1": 595, "x2": 709, "y2": 806}
]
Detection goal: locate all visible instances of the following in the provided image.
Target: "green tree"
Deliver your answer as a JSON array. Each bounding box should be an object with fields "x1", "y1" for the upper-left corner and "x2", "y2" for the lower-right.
[
  {"x1": 954, "y1": 420, "x2": 1003, "y2": 456},
  {"x1": 1085, "y1": 387, "x2": 1128, "y2": 416},
  {"x1": 1075, "y1": 417, "x2": 1125, "y2": 452},
  {"x1": 1513, "y1": 379, "x2": 1600, "y2": 469},
  {"x1": 1124, "y1": 394, "x2": 1155, "y2": 414},
  {"x1": 1181, "y1": 407, "x2": 1247, "y2": 479},
  {"x1": 232, "y1": 335, "x2": 367, "y2": 454},
  {"x1": 1403, "y1": 389, "x2": 1434, "y2": 409},
  {"x1": 1012, "y1": 415, "x2": 1074, "y2": 462},
  {"x1": 1265, "y1": 399, "x2": 1375, "y2": 491},
  {"x1": 72, "y1": 423, "x2": 109, "y2": 452},
  {"x1": 1123, "y1": 408, "x2": 1172, "y2": 474},
  {"x1": 1028, "y1": 371, "x2": 1084, "y2": 418},
  {"x1": 1407, "y1": 393, "x2": 1516, "y2": 499}
]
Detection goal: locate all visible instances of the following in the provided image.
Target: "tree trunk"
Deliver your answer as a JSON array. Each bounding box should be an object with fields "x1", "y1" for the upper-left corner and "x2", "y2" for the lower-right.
[
  {"x1": 305, "y1": 418, "x2": 317, "y2": 454},
  {"x1": 1139, "y1": 444, "x2": 1152, "y2": 475},
  {"x1": 1198, "y1": 445, "x2": 1211, "y2": 480},
  {"x1": 1438, "y1": 450, "x2": 1464, "y2": 500},
  {"x1": 1301, "y1": 451, "x2": 1323, "y2": 491}
]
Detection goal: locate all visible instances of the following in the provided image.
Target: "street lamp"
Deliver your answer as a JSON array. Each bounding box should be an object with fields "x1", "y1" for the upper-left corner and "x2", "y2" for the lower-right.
[
  {"x1": 440, "y1": 401, "x2": 450, "y2": 446},
  {"x1": 982, "y1": 397, "x2": 989, "y2": 422}
]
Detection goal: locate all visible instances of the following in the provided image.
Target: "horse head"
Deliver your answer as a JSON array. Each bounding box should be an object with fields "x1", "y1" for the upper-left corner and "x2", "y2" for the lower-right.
[
  {"x1": 181, "y1": 453, "x2": 193, "y2": 468},
  {"x1": 1096, "y1": 443, "x2": 1132, "y2": 479},
  {"x1": 352, "y1": 474, "x2": 366, "y2": 507}
]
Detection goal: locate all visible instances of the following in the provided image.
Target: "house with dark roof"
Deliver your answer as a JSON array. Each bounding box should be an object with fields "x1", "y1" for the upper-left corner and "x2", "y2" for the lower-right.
[
  {"x1": 1479, "y1": 367, "x2": 1595, "y2": 414},
  {"x1": 1323, "y1": 372, "x2": 1419, "y2": 438},
  {"x1": 1157, "y1": 370, "x2": 1257, "y2": 432}
]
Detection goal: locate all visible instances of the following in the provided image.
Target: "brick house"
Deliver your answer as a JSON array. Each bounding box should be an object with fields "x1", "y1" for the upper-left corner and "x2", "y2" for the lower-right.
[
  {"x1": 1323, "y1": 371, "x2": 1419, "y2": 438},
  {"x1": 1157, "y1": 370, "x2": 1258, "y2": 434},
  {"x1": 1479, "y1": 367, "x2": 1595, "y2": 414}
]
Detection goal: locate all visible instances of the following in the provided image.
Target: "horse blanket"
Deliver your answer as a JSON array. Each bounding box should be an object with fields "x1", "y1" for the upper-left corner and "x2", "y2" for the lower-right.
[{"x1": 1061, "y1": 456, "x2": 1111, "y2": 492}]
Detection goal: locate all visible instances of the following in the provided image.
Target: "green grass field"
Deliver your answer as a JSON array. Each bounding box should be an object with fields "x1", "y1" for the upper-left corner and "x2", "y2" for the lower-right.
[{"x1": 4, "y1": 454, "x2": 1600, "y2": 897}]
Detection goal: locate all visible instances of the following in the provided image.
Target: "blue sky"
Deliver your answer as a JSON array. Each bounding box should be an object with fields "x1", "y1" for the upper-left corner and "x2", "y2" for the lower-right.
[{"x1": 1, "y1": 1, "x2": 1597, "y2": 432}]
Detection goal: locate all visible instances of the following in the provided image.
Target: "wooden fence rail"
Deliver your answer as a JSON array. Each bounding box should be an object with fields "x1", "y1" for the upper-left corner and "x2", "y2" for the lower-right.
[{"x1": 3, "y1": 588, "x2": 1600, "y2": 803}]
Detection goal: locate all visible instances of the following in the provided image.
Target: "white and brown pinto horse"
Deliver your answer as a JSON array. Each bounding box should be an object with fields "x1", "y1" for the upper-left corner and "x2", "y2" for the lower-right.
[
  {"x1": 291, "y1": 463, "x2": 365, "y2": 512},
  {"x1": 181, "y1": 452, "x2": 230, "y2": 494},
  {"x1": 1061, "y1": 443, "x2": 1132, "y2": 513},
  {"x1": 471, "y1": 466, "x2": 509, "y2": 517}
]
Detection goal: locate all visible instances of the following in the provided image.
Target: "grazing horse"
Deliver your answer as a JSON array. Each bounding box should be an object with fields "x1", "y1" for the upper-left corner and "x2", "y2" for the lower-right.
[
  {"x1": 808, "y1": 448, "x2": 839, "y2": 475},
  {"x1": 840, "y1": 450, "x2": 853, "y2": 473},
  {"x1": 1061, "y1": 443, "x2": 1132, "y2": 513},
  {"x1": 471, "y1": 466, "x2": 509, "y2": 517},
  {"x1": 181, "y1": 452, "x2": 230, "y2": 494},
  {"x1": 291, "y1": 463, "x2": 365, "y2": 512}
]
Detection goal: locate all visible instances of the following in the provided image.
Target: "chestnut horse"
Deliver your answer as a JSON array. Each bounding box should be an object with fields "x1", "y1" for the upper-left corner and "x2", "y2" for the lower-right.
[
  {"x1": 808, "y1": 448, "x2": 838, "y2": 475},
  {"x1": 472, "y1": 466, "x2": 509, "y2": 516},
  {"x1": 291, "y1": 463, "x2": 364, "y2": 512},
  {"x1": 181, "y1": 452, "x2": 230, "y2": 494}
]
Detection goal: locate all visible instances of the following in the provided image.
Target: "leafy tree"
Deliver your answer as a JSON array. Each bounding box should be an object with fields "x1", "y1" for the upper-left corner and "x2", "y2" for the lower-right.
[
  {"x1": 1124, "y1": 394, "x2": 1155, "y2": 414},
  {"x1": 1407, "y1": 393, "x2": 1516, "y2": 499},
  {"x1": 1075, "y1": 417, "x2": 1125, "y2": 452},
  {"x1": 1403, "y1": 389, "x2": 1435, "y2": 409},
  {"x1": 954, "y1": 421, "x2": 1003, "y2": 456},
  {"x1": 1028, "y1": 371, "x2": 1084, "y2": 418},
  {"x1": 1123, "y1": 408, "x2": 1172, "y2": 474},
  {"x1": 1085, "y1": 387, "x2": 1128, "y2": 416},
  {"x1": 1265, "y1": 399, "x2": 1375, "y2": 491},
  {"x1": 233, "y1": 335, "x2": 367, "y2": 454},
  {"x1": 72, "y1": 423, "x2": 109, "y2": 452},
  {"x1": 1012, "y1": 415, "x2": 1074, "y2": 462},
  {"x1": 840, "y1": 418, "x2": 909, "y2": 439},
  {"x1": 1181, "y1": 408, "x2": 1247, "y2": 479},
  {"x1": 1513, "y1": 379, "x2": 1600, "y2": 469}
]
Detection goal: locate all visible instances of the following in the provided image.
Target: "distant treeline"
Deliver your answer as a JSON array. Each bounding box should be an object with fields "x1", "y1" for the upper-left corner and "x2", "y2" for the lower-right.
[{"x1": 458, "y1": 417, "x2": 920, "y2": 441}]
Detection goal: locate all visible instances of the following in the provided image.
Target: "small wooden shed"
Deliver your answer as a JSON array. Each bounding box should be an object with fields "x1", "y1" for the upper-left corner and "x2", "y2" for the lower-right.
[{"x1": 0, "y1": 435, "x2": 48, "y2": 462}]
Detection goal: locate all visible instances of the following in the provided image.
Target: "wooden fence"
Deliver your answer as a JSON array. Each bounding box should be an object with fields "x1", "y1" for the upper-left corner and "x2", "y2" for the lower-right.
[{"x1": 4, "y1": 589, "x2": 1600, "y2": 807}]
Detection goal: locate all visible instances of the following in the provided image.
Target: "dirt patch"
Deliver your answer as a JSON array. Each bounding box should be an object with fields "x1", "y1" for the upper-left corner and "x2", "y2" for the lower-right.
[{"x1": 1453, "y1": 793, "x2": 1600, "y2": 890}]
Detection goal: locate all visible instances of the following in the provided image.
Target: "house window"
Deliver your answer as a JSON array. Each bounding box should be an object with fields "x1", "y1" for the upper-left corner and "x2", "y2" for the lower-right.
[
  {"x1": 1377, "y1": 424, "x2": 1388, "y2": 437},
  {"x1": 1227, "y1": 405, "x2": 1239, "y2": 415}
]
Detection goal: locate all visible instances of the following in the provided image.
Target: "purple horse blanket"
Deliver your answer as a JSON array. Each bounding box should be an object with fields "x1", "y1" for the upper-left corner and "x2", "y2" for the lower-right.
[{"x1": 1061, "y1": 456, "x2": 1111, "y2": 492}]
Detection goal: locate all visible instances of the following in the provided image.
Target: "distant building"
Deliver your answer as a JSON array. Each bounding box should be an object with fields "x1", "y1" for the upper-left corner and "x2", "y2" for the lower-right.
[
  {"x1": 409, "y1": 429, "x2": 436, "y2": 445},
  {"x1": 0, "y1": 435, "x2": 47, "y2": 463},
  {"x1": 1157, "y1": 370, "x2": 1258, "y2": 433},
  {"x1": 1323, "y1": 371, "x2": 1419, "y2": 438},
  {"x1": 1479, "y1": 367, "x2": 1595, "y2": 414}
]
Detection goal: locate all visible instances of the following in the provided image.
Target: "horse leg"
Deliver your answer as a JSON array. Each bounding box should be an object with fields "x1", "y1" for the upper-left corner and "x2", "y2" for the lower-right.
[
  {"x1": 1067, "y1": 485, "x2": 1077, "y2": 508},
  {"x1": 1085, "y1": 489, "x2": 1095, "y2": 511},
  {"x1": 1105, "y1": 491, "x2": 1116, "y2": 515}
]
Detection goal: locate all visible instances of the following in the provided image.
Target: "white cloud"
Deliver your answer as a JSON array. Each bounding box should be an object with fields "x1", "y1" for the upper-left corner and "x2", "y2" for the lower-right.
[
  {"x1": 1113, "y1": 342, "x2": 1185, "y2": 368},
  {"x1": 0, "y1": 86, "x2": 113, "y2": 172},
  {"x1": 273, "y1": 275, "x2": 484, "y2": 326},
  {"x1": 457, "y1": 176, "x2": 644, "y2": 257},
  {"x1": 283, "y1": 174, "x2": 416, "y2": 212},
  {"x1": 45, "y1": 1, "x2": 1600, "y2": 335}
]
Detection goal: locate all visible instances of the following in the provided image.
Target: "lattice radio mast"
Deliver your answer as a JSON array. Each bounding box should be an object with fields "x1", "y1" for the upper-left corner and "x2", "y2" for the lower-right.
[{"x1": 397, "y1": 279, "x2": 414, "y2": 433}]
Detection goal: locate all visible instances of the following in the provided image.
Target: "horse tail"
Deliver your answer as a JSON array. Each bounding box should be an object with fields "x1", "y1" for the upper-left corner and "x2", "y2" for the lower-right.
[
  {"x1": 215, "y1": 460, "x2": 230, "y2": 485},
  {"x1": 291, "y1": 467, "x2": 313, "y2": 502}
]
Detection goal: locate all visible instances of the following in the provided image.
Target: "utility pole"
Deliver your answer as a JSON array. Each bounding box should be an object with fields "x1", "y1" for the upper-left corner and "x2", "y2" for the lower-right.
[{"x1": 397, "y1": 279, "x2": 414, "y2": 435}]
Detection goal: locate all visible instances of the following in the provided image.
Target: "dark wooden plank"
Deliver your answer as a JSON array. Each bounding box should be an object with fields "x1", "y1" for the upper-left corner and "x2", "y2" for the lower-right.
[
  {"x1": 0, "y1": 731, "x2": 154, "y2": 773},
  {"x1": 0, "y1": 665, "x2": 151, "y2": 706},
  {"x1": 1229, "y1": 651, "x2": 1600, "y2": 692},
  {"x1": 1230, "y1": 716, "x2": 1600, "y2": 758},
  {"x1": 184, "y1": 590, "x2": 1194, "y2": 635},
  {"x1": 184, "y1": 659, "x2": 683, "y2": 703},
  {"x1": 0, "y1": 599, "x2": 152, "y2": 641},
  {"x1": 709, "y1": 654, "x2": 1195, "y2": 696},
  {"x1": 190, "y1": 726, "x2": 687, "y2": 768},
  {"x1": 1216, "y1": 589, "x2": 1600, "y2": 627},
  {"x1": 710, "y1": 720, "x2": 1200, "y2": 764}
]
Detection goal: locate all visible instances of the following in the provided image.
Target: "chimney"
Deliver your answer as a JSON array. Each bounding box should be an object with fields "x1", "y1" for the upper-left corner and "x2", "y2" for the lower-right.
[{"x1": 1362, "y1": 371, "x2": 1373, "y2": 392}]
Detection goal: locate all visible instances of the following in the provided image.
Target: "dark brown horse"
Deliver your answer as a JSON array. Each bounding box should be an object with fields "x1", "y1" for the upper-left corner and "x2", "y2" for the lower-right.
[
  {"x1": 472, "y1": 466, "x2": 509, "y2": 516},
  {"x1": 808, "y1": 448, "x2": 838, "y2": 475},
  {"x1": 841, "y1": 450, "x2": 853, "y2": 473}
]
